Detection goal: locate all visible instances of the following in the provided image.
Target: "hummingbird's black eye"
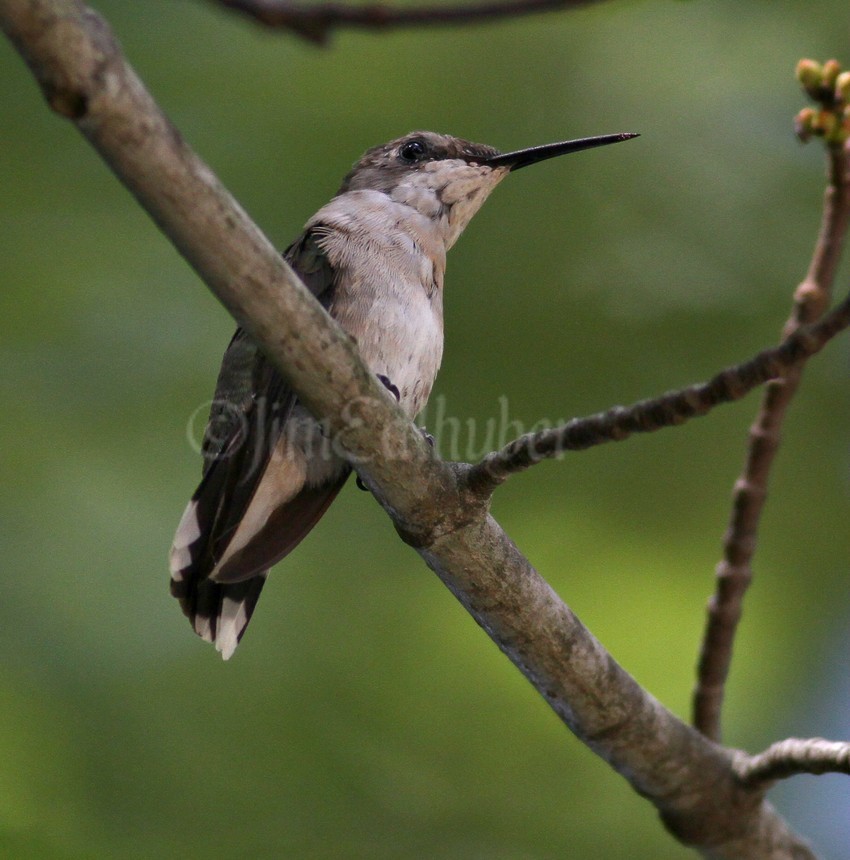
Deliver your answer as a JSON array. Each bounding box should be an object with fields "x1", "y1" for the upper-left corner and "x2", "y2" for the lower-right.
[{"x1": 399, "y1": 140, "x2": 427, "y2": 163}]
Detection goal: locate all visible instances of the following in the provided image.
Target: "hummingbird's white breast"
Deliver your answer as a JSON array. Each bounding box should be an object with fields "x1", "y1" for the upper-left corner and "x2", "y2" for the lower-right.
[{"x1": 307, "y1": 189, "x2": 448, "y2": 417}]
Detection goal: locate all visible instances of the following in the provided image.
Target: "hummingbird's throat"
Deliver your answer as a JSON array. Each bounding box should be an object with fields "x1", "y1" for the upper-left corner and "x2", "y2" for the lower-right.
[{"x1": 389, "y1": 161, "x2": 509, "y2": 250}]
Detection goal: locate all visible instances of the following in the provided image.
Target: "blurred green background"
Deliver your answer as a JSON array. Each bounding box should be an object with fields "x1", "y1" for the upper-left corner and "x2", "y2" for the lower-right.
[{"x1": 1, "y1": 0, "x2": 849, "y2": 857}]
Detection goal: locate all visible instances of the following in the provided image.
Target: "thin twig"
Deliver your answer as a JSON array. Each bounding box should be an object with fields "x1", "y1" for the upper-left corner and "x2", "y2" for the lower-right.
[
  {"x1": 214, "y1": 0, "x2": 608, "y2": 44},
  {"x1": 693, "y1": 140, "x2": 850, "y2": 743},
  {"x1": 464, "y1": 291, "x2": 850, "y2": 497},
  {"x1": 735, "y1": 738, "x2": 850, "y2": 785}
]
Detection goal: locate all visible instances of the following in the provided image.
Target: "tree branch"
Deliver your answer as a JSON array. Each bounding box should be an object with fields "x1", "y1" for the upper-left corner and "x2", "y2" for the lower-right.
[
  {"x1": 0, "y1": 0, "x2": 825, "y2": 856},
  {"x1": 463, "y1": 298, "x2": 850, "y2": 497},
  {"x1": 212, "y1": 0, "x2": 611, "y2": 45},
  {"x1": 735, "y1": 738, "x2": 850, "y2": 785},
  {"x1": 693, "y1": 107, "x2": 850, "y2": 741}
]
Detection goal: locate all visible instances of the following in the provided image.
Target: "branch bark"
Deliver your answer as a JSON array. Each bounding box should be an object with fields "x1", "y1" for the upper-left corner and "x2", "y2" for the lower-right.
[
  {"x1": 735, "y1": 738, "x2": 850, "y2": 785},
  {"x1": 0, "y1": 1, "x2": 836, "y2": 856},
  {"x1": 212, "y1": 0, "x2": 611, "y2": 44}
]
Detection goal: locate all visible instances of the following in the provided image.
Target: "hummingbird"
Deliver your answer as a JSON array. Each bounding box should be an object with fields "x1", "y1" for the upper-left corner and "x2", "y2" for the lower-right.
[{"x1": 170, "y1": 129, "x2": 637, "y2": 659}]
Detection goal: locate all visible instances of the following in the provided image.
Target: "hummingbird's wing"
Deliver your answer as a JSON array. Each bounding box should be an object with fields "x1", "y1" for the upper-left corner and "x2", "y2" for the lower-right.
[{"x1": 170, "y1": 228, "x2": 350, "y2": 659}]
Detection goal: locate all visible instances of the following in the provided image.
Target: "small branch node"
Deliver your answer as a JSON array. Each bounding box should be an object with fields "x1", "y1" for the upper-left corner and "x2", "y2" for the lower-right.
[{"x1": 735, "y1": 738, "x2": 850, "y2": 786}]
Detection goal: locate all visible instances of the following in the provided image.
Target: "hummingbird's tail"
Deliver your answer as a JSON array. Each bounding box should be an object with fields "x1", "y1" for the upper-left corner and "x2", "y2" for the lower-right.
[
  {"x1": 169, "y1": 466, "x2": 269, "y2": 660},
  {"x1": 170, "y1": 318, "x2": 350, "y2": 659},
  {"x1": 170, "y1": 565, "x2": 268, "y2": 661},
  {"x1": 169, "y1": 460, "x2": 350, "y2": 659}
]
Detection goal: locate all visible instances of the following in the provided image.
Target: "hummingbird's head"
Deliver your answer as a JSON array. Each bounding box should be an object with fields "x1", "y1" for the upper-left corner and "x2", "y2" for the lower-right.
[
  {"x1": 338, "y1": 132, "x2": 505, "y2": 249},
  {"x1": 338, "y1": 130, "x2": 638, "y2": 249}
]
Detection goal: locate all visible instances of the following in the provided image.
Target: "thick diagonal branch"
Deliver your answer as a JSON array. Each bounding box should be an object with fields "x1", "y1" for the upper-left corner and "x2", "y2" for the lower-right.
[
  {"x1": 0, "y1": 1, "x2": 820, "y2": 856},
  {"x1": 214, "y1": 0, "x2": 609, "y2": 44},
  {"x1": 693, "y1": 141, "x2": 850, "y2": 742}
]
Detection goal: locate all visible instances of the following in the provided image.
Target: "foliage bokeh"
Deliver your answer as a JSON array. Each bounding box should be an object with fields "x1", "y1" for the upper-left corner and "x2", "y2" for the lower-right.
[{"x1": 1, "y1": 1, "x2": 848, "y2": 856}]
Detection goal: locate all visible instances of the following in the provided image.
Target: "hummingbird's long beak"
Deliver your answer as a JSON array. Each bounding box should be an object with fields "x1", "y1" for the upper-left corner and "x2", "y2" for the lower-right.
[{"x1": 484, "y1": 132, "x2": 639, "y2": 172}]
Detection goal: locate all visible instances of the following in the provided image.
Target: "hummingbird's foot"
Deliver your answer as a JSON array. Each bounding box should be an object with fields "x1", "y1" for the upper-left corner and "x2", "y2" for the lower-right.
[
  {"x1": 356, "y1": 378, "x2": 427, "y2": 492},
  {"x1": 356, "y1": 378, "x2": 398, "y2": 494},
  {"x1": 377, "y1": 374, "x2": 400, "y2": 402},
  {"x1": 355, "y1": 430, "x2": 433, "y2": 492}
]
